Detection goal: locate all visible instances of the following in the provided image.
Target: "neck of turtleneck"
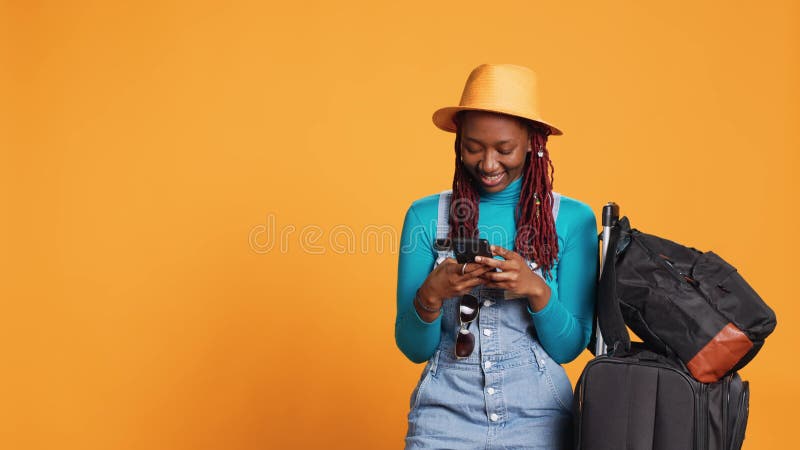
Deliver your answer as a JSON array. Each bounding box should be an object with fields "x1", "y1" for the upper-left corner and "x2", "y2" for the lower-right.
[{"x1": 478, "y1": 175, "x2": 523, "y2": 206}]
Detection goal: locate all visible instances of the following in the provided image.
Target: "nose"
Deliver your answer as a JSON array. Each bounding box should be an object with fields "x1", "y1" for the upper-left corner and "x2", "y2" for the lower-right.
[{"x1": 480, "y1": 150, "x2": 501, "y2": 174}]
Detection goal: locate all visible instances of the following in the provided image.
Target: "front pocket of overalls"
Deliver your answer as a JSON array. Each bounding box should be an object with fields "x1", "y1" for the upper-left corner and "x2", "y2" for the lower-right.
[
  {"x1": 409, "y1": 350, "x2": 441, "y2": 411},
  {"x1": 531, "y1": 342, "x2": 573, "y2": 413}
]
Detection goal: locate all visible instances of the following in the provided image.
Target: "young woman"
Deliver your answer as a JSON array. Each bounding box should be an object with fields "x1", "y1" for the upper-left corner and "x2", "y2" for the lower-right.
[{"x1": 395, "y1": 63, "x2": 598, "y2": 449}]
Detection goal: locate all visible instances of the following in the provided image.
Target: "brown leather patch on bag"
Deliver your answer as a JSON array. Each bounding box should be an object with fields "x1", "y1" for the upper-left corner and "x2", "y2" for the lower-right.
[{"x1": 687, "y1": 323, "x2": 753, "y2": 383}]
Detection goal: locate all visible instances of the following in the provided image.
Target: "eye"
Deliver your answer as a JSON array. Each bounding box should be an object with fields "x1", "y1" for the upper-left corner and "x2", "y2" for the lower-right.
[{"x1": 497, "y1": 148, "x2": 513, "y2": 155}]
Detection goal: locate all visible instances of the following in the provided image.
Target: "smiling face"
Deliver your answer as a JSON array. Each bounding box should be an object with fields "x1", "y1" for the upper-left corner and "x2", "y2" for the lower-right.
[{"x1": 458, "y1": 110, "x2": 533, "y2": 193}]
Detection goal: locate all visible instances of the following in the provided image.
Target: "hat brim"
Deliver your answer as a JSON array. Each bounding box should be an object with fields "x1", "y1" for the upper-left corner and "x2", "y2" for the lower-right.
[{"x1": 432, "y1": 106, "x2": 563, "y2": 136}]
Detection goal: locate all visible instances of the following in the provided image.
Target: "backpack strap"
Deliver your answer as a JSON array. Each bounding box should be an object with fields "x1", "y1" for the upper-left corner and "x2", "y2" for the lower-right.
[{"x1": 432, "y1": 190, "x2": 562, "y2": 275}]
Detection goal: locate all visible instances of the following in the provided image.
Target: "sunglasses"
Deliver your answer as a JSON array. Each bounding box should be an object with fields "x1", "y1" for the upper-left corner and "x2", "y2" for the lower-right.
[{"x1": 455, "y1": 294, "x2": 480, "y2": 359}]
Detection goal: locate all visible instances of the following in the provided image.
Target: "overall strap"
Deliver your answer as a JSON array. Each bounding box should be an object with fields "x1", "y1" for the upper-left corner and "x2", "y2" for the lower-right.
[
  {"x1": 434, "y1": 189, "x2": 453, "y2": 267},
  {"x1": 526, "y1": 192, "x2": 562, "y2": 274}
]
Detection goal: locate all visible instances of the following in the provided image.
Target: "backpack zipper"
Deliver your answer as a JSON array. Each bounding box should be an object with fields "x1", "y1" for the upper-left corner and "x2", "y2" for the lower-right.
[
  {"x1": 660, "y1": 256, "x2": 700, "y2": 287},
  {"x1": 632, "y1": 235, "x2": 703, "y2": 291}
]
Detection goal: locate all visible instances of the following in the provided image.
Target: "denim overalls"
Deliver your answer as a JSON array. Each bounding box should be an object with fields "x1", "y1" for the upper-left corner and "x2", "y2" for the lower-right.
[{"x1": 405, "y1": 190, "x2": 574, "y2": 450}]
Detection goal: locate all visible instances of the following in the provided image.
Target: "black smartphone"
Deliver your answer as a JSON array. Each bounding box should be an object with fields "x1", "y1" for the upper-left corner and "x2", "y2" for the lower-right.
[{"x1": 452, "y1": 237, "x2": 493, "y2": 264}]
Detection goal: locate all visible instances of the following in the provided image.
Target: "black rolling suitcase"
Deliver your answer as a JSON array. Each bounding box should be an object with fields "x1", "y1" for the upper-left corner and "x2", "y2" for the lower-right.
[
  {"x1": 575, "y1": 345, "x2": 750, "y2": 450},
  {"x1": 573, "y1": 204, "x2": 751, "y2": 450}
]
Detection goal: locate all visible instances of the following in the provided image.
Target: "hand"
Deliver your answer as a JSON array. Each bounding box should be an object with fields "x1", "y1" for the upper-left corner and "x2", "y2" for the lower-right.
[
  {"x1": 475, "y1": 245, "x2": 551, "y2": 311},
  {"x1": 417, "y1": 258, "x2": 494, "y2": 311}
]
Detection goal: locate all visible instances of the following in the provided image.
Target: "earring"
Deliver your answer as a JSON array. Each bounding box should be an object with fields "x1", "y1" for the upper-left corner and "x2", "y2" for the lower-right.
[{"x1": 536, "y1": 144, "x2": 544, "y2": 158}]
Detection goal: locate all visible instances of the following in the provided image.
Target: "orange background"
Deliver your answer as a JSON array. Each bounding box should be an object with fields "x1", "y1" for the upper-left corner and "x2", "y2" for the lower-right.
[{"x1": 2, "y1": 1, "x2": 798, "y2": 449}]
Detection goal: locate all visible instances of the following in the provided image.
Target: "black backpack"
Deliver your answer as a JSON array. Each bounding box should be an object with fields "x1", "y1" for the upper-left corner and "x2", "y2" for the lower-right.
[{"x1": 597, "y1": 216, "x2": 777, "y2": 382}]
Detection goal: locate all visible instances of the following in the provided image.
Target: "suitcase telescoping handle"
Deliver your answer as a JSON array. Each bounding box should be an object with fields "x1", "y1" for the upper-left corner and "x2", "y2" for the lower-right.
[{"x1": 595, "y1": 202, "x2": 620, "y2": 356}]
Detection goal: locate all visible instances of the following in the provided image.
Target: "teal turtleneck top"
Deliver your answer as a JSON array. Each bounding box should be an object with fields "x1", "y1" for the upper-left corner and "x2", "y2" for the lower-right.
[{"x1": 395, "y1": 175, "x2": 598, "y2": 364}]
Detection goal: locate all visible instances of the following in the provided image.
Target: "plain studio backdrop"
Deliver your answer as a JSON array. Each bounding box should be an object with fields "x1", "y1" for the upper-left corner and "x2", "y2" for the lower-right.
[{"x1": 1, "y1": 1, "x2": 798, "y2": 449}]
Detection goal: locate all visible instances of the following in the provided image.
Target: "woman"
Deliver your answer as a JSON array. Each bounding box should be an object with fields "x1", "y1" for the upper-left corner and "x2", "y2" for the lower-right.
[{"x1": 395, "y1": 63, "x2": 598, "y2": 449}]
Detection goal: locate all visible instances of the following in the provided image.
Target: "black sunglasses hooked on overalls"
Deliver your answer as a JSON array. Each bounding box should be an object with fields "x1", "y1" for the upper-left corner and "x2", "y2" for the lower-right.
[{"x1": 455, "y1": 293, "x2": 480, "y2": 359}]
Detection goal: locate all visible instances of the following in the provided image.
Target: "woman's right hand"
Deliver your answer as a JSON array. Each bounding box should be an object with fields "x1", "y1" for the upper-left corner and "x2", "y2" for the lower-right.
[{"x1": 415, "y1": 258, "x2": 493, "y2": 320}]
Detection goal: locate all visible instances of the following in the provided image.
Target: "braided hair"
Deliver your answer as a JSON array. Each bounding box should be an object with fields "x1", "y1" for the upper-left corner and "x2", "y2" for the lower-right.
[{"x1": 448, "y1": 111, "x2": 559, "y2": 279}]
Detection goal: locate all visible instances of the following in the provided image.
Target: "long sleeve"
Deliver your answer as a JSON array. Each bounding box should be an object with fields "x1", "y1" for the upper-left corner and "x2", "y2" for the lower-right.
[
  {"x1": 527, "y1": 202, "x2": 598, "y2": 364},
  {"x1": 395, "y1": 204, "x2": 442, "y2": 363}
]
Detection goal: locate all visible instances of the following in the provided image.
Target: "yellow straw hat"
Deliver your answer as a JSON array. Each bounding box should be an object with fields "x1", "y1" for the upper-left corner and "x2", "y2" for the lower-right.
[{"x1": 432, "y1": 63, "x2": 563, "y2": 136}]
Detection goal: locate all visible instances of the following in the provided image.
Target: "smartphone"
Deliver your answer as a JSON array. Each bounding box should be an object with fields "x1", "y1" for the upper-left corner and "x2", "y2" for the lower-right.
[{"x1": 452, "y1": 237, "x2": 493, "y2": 264}]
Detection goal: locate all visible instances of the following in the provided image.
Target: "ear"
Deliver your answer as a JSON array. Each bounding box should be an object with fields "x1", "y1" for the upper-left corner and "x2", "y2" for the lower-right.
[{"x1": 527, "y1": 127, "x2": 535, "y2": 151}]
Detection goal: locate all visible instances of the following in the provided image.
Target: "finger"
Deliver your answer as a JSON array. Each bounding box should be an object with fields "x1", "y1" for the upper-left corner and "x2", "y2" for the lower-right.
[
  {"x1": 476, "y1": 266, "x2": 496, "y2": 276},
  {"x1": 463, "y1": 262, "x2": 493, "y2": 276},
  {"x1": 475, "y1": 266, "x2": 497, "y2": 280},
  {"x1": 482, "y1": 270, "x2": 518, "y2": 282},
  {"x1": 444, "y1": 258, "x2": 465, "y2": 274},
  {"x1": 483, "y1": 280, "x2": 510, "y2": 290},
  {"x1": 473, "y1": 255, "x2": 510, "y2": 271},
  {"x1": 457, "y1": 278, "x2": 484, "y2": 295},
  {"x1": 490, "y1": 245, "x2": 519, "y2": 261},
  {"x1": 461, "y1": 263, "x2": 483, "y2": 276},
  {"x1": 450, "y1": 262, "x2": 479, "y2": 277}
]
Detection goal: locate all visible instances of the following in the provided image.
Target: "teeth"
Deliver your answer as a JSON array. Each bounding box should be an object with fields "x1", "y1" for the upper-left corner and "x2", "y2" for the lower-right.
[{"x1": 482, "y1": 173, "x2": 503, "y2": 181}]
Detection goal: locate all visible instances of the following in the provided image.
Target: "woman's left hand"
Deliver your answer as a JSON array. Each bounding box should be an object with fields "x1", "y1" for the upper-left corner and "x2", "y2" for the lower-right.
[{"x1": 475, "y1": 245, "x2": 551, "y2": 311}]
